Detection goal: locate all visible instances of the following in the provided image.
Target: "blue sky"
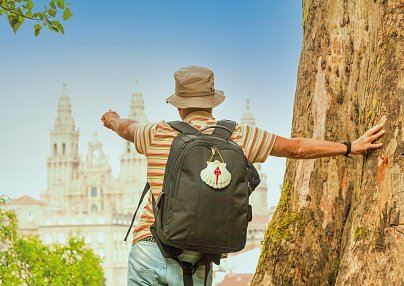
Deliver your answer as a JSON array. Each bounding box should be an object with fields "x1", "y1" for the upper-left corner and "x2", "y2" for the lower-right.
[{"x1": 0, "y1": 0, "x2": 302, "y2": 207}]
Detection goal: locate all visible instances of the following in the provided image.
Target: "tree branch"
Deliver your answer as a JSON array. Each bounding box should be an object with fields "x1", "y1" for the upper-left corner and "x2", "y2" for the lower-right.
[{"x1": 0, "y1": 4, "x2": 38, "y2": 21}]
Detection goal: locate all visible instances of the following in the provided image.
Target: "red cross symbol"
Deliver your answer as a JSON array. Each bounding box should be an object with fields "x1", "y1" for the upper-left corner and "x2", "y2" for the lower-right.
[{"x1": 214, "y1": 166, "x2": 221, "y2": 185}]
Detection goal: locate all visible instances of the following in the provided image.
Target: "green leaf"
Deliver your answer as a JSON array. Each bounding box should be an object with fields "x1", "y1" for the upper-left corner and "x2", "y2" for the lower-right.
[
  {"x1": 49, "y1": 1, "x2": 56, "y2": 9},
  {"x1": 34, "y1": 24, "x2": 42, "y2": 36},
  {"x1": 13, "y1": 20, "x2": 23, "y2": 33},
  {"x1": 48, "y1": 9, "x2": 56, "y2": 17},
  {"x1": 26, "y1": 11, "x2": 32, "y2": 18},
  {"x1": 9, "y1": 17, "x2": 22, "y2": 33},
  {"x1": 51, "y1": 20, "x2": 60, "y2": 32},
  {"x1": 48, "y1": 22, "x2": 57, "y2": 32},
  {"x1": 56, "y1": 0, "x2": 65, "y2": 9},
  {"x1": 8, "y1": 15, "x2": 17, "y2": 32},
  {"x1": 56, "y1": 21, "x2": 64, "y2": 34},
  {"x1": 62, "y1": 7, "x2": 72, "y2": 20},
  {"x1": 27, "y1": 0, "x2": 34, "y2": 10}
]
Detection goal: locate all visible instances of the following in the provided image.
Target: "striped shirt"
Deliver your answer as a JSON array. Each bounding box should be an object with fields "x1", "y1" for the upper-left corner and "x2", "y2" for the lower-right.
[{"x1": 132, "y1": 111, "x2": 277, "y2": 244}]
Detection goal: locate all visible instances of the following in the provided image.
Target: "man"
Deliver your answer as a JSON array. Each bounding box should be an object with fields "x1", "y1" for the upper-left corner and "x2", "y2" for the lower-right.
[{"x1": 101, "y1": 66, "x2": 385, "y2": 286}]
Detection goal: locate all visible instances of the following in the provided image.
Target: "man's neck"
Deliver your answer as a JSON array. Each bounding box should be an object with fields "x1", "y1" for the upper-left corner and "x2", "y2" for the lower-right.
[{"x1": 178, "y1": 108, "x2": 213, "y2": 120}]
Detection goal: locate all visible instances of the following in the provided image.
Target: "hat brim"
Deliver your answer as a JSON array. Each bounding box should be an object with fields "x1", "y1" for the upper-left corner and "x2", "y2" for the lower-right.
[{"x1": 166, "y1": 90, "x2": 225, "y2": 108}]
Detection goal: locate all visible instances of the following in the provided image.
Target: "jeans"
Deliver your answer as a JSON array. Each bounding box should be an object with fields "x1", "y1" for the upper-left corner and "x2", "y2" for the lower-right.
[{"x1": 128, "y1": 241, "x2": 213, "y2": 286}]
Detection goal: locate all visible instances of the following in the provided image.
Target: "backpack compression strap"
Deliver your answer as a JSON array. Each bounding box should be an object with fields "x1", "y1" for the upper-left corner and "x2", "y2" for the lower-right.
[
  {"x1": 167, "y1": 121, "x2": 199, "y2": 134},
  {"x1": 214, "y1": 120, "x2": 237, "y2": 140}
]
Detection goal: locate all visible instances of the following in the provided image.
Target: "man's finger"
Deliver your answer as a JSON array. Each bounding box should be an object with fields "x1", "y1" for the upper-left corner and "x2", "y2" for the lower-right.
[
  {"x1": 366, "y1": 124, "x2": 384, "y2": 135},
  {"x1": 369, "y1": 129, "x2": 385, "y2": 142},
  {"x1": 368, "y1": 143, "x2": 383, "y2": 149}
]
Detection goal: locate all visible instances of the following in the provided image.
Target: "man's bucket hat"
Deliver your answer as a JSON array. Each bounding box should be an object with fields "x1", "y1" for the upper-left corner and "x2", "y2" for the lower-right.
[{"x1": 166, "y1": 66, "x2": 225, "y2": 108}]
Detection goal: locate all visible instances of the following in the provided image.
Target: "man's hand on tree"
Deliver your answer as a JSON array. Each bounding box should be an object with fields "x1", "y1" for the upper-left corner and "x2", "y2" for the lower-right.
[{"x1": 351, "y1": 124, "x2": 385, "y2": 155}]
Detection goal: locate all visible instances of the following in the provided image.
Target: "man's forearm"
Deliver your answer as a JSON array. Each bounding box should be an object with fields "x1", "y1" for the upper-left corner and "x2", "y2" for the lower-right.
[
  {"x1": 293, "y1": 138, "x2": 347, "y2": 159},
  {"x1": 271, "y1": 124, "x2": 384, "y2": 159},
  {"x1": 109, "y1": 118, "x2": 136, "y2": 142}
]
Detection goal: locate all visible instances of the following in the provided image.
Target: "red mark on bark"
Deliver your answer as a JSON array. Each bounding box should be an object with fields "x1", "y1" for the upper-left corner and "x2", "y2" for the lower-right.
[
  {"x1": 332, "y1": 38, "x2": 339, "y2": 54},
  {"x1": 376, "y1": 157, "x2": 389, "y2": 183}
]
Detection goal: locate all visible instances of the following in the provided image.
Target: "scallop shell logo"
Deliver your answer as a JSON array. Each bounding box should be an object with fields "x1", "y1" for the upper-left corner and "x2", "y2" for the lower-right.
[{"x1": 200, "y1": 160, "x2": 231, "y2": 189}]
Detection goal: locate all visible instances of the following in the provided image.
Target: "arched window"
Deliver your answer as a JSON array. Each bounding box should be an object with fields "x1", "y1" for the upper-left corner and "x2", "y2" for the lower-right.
[
  {"x1": 91, "y1": 187, "x2": 97, "y2": 198},
  {"x1": 91, "y1": 204, "x2": 97, "y2": 213},
  {"x1": 127, "y1": 142, "x2": 131, "y2": 153},
  {"x1": 62, "y1": 143, "x2": 66, "y2": 155},
  {"x1": 53, "y1": 144, "x2": 57, "y2": 155}
]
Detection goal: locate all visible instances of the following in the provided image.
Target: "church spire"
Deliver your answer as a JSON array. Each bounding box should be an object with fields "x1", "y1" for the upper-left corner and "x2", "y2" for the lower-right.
[
  {"x1": 129, "y1": 80, "x2": 148, "y2": 123},
  {"x1": 241, "y1": 99, "x2": 256, "y2": 126},
  {"x1": 53, "y1": 83, "x2": 77, "y2": 133}
]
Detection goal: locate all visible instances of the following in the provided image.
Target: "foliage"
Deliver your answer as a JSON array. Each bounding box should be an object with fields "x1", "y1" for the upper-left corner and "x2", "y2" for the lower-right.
[
  {"x1": 264, "y1": 181, "x2": 305, "y2": 243},
  {"x1": 0, "y1": 0, "x2": 72, "y2": 36},
  {"x1": 353, "y1": 226, "x2": 368, "y2": 241},
  {"x1": 0, "y1": 195, "x2": 105, "y2": 285}
]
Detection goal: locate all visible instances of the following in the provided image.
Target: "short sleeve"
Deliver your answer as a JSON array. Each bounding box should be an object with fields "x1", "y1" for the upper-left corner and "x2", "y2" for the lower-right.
[
  {"x1": 133, "y1": 122, "x2": 158, "y2": 155},
  {"x1": 231, "y1": 124, "x2": 277, "y2": 163}
]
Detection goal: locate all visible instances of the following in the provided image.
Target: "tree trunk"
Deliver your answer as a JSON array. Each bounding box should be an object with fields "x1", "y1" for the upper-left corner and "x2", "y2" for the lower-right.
[{"x1": 252, "y1": 1, "x2": 403, "y2": 285}]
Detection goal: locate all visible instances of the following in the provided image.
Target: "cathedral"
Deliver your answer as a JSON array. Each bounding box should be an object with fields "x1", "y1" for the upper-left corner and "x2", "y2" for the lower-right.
[{"x1": 6, "y1": 84, "x2": 273, "y2": 286}]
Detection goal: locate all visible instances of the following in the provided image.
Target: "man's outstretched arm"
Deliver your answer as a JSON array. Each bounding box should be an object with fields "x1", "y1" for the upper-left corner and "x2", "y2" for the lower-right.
[
  {"x1": 101, "y1": 111, "x2": 136, "y2": 142},
  {"x1": 270, "y1": 124, "x2": 385, "y2": 159}
]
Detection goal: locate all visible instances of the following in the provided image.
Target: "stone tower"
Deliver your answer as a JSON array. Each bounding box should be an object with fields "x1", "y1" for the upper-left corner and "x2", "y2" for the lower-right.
[
  {"x1": 119, "y1": 85, "x2": 148, "y2": 214},
  {"x1": 241, "y1": 99, "x2": 269, "y2": 216},
  {"x1": 67, "y1": 132, "x2": 120, "y2": 215},
  {"x1": 241, "y1": 99, "x2": 256, "y2": 126},
  {"x1": 41, "y1": 84, "x2": 80, "y2": 214}
]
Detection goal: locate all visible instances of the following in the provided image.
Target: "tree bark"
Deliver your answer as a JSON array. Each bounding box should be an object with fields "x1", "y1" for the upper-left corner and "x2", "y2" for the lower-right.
[{"x1": 252, "y1": 1, "x2": 403, "y2": 285}]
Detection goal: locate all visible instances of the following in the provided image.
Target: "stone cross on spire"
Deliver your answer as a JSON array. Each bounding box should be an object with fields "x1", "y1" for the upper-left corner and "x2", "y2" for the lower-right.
[{"x1": 62, "y1": 83, "x2": 68, "y2": 96}]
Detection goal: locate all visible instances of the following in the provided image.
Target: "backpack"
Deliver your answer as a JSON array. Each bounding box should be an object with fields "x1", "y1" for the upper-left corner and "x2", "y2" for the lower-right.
[{"x1": 125, "y1": 120, "x2": 261, "y2": 286}]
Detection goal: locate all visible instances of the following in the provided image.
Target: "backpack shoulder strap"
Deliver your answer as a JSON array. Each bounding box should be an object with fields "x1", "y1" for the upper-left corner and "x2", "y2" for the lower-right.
[
  {"x1": 214, "y1": 120, "x2": 237, "y2": 140},
  {"x1": 167, "y1": 121, "x2": 198, "y2": 134},
  {"x1": 124, "y1": 182, "x2": 151, "y2": 241}
]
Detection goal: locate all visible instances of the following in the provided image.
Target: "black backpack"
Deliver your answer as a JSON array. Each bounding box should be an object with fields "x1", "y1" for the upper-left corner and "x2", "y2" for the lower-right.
[{"x1": 125, "y1": 120, "x2": 260, "y2": 286}]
